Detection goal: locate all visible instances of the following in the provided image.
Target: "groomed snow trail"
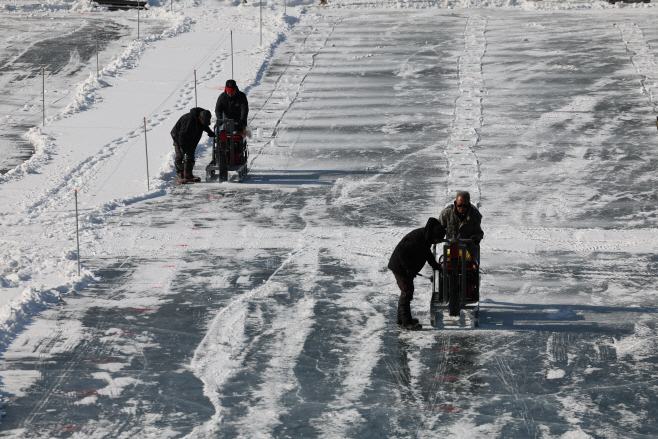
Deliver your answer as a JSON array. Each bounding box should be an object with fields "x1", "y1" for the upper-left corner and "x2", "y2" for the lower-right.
[
  {"x1": 445, "y1": 15, "x2": 486, "y2": 206},
  {"x1": 616, "y1": 22, "x2": 658, "y2": 114}
]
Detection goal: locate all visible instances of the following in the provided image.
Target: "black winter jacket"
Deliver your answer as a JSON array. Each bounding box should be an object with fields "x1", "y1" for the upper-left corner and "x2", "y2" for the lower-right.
[
  {"x1": 215, "y1": 90, "x2": 249, "y2": 130},
  {"x1": 171, "y1": 108, "x2": 214, "y2": 151},
  {"x1": 388, "y1": 218, "x2": 443, "y2": 278}
]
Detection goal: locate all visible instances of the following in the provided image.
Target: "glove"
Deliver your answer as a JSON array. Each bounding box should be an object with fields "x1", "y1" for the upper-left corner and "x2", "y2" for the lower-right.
[
  {"x1": 471, "y1": 236, "x2": 481, "y2": 244},
  {"x1": 208, "y1": 131, "x2": 216, "y2": 138},
  {"x1": 429, "y1": 275, "x2": 434, "y2": 283}
]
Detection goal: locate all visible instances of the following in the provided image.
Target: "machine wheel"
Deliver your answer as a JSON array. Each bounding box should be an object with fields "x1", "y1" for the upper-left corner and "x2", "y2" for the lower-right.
[
  {"x1": 219, "y1": 153, "x2": 228, "y2": 182},
  {"x1": 448, "y1": 272, "x2": 460, "y2": 317},
  {"x1": 430, "y1": 312, "x2": 442, "y2": 328}
]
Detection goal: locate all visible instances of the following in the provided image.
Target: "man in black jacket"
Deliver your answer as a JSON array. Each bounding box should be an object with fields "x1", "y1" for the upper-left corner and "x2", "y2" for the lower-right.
[
  {"x1": 215, "y1": 79, "x2": 249, "y2": 132},
  {"x1": 171, "y1": 108, "x2": 214, "y2": 182},
  {"x1": 388, "y1": 218, "x2": 446, "y2": 330}
]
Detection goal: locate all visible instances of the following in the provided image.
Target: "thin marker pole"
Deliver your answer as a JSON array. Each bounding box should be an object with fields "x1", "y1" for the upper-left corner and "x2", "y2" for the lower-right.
[
  {"x1": 259, "y1": 0, "x2": 262, "y2": 46},
  {"x1": 284, "y1": 0, "x2": 286, "y2": 15},
  {"x1": 96, "y1": 29, "x2": 99, "y2": 78},
  {"x1": 143, "y1": 117, "x2": 150, "y2": 190},
  {"x1": 194, "y1": 70, "x2": 197, "y2": 107},
  {"x1": 42, "y1": 68, "x2": 45, "y2": 126},
  {"x1": 230, "y1": 30, "x2": 234, "y2": 79},
  {"x1": 41, "y1": 67, "x2": 46, "y2": 126},
  {"x1": 75, "y1": 190, "x2": 81, "y2": 276},
  {"x1": 137, "y1": 4, "x2": 140, "y2": 40}
]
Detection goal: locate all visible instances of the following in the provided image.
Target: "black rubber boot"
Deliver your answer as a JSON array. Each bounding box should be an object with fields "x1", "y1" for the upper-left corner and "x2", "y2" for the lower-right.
[
  {"x1": 397, "y1": 297, "x2": 419, "y2": 325},
  {"x1": 175, "y1": 161, "x2": 185, "y2": 179},
  {"x1": 397, "y1": 298, "x2": 422, "y2": 331},
  {"x1": 184, "y1": 159, "x2": 200, "y2": 182}
]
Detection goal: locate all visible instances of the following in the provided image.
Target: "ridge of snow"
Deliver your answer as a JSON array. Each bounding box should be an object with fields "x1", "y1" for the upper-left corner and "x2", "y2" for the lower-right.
[{"x1": 0, "y1": 8, "x2": 193, "y2": 352}]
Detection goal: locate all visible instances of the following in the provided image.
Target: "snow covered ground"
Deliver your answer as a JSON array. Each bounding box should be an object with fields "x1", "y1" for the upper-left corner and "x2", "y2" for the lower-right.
[{"x1": 1, "y1": 0, "x2": 658, "y2": 437}]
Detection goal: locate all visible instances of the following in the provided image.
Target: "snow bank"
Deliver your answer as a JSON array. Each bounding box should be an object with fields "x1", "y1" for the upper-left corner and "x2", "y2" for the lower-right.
[
  {"x1": 68, "y1": 0, "x2": 96, "y2": 12},
  {"x1": 0, "y1": 264, "x2": 94, "y2": 349},
  {"x1": 326, "y1": 0, "x2": 657, "y2": 10},
  {"x1": 0, "y1": 127, "x2": 56, "y2": 188},
  {"x1": 0, "y1": 5, "x2": 193, "y2": 353}
]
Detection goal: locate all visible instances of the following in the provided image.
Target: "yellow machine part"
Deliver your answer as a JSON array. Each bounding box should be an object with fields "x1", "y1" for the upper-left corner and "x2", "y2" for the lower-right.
[{"x1": 446, "y1": 248, "x2": 472, "y2": 262}]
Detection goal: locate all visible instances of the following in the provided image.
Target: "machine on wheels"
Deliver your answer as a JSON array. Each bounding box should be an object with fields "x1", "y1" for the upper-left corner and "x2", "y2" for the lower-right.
[
  {"x1": 206, "y1": 119, "x2": 249, "y2": 183},
  {"x1": 430, "y1": 238, "x2": 480, "y2": 328}
]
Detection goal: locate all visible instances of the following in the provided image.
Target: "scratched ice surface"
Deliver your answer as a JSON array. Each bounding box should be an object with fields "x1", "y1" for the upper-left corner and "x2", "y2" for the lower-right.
[{"x1": 2, "y1": 5, "x2": 658, "y2": 439}]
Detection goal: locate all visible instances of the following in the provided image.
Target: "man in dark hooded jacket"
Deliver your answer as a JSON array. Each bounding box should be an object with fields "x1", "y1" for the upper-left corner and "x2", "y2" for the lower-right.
[
  {"x1": 388, "y1": 218, "x2": 446, "y2": 330},
  {"x1": 171, "y1": 107, "x2": 214, "y2": 182},
  {"x1": 215, "y1": 79, "x2": 249, "y2": 132}
]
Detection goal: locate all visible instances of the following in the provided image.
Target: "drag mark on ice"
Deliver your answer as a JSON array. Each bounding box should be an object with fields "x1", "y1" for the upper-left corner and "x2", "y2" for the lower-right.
[
  {"x1": 414, "y1": 334, "x2": 455, "y2": 435},
  {"x1": 186, "y1": 217, "x2": 320, "y2": 437},
  {"x1": 445, "y1": 15, "x2": 487, "y2": 206},
  {"x1": 489, "y1": 355, "x2": 539, "y2": 438},
  {"x1": 313, "y1": 305, "x2": 386, "y2": 438},
  {"x1": 240, "y1": 295, "x2": 317, "y2": 436},
  {"x1": 249, "y1": 21, "x2": 339, "y2": 162},
  {"x1": 615, "y1": 22, "x2": 658, "y2": 114}
]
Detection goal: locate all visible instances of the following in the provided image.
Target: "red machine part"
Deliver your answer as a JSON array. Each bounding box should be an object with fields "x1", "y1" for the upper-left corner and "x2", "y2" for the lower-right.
[{"x1": 442, "y1": 244, "x2": 477, "y2": 300}]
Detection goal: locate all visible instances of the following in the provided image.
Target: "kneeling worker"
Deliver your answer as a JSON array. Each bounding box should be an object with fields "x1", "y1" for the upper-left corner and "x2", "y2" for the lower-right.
[
  {"x1": 171, "y1": 107, "x2": 215, "y2": 183},
  {"x1": 388, "y1": 218, "x2": 446, "y2": 331}
]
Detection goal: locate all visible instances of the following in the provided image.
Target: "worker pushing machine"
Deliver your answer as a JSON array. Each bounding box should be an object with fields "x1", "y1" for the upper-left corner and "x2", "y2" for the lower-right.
[
  {"x1": 171, "y1": 107, "x2": 215, "y2": 183},
  {"x1": 388, "y1": 218, "x2": 446, "y2": 331}
]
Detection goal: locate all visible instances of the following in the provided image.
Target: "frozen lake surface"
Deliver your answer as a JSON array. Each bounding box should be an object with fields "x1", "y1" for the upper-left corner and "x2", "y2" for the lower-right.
[{"x1": 1, "y1": 3, "x2": 658, "y2": 438}]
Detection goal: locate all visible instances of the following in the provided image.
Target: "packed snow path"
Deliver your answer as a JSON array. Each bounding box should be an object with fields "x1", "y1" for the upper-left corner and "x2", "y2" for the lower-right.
[
  {"x1": 446, "y1": 14, "x2": 486, "y2": 206},
  {"x1": 2, "y1": 6, "x2": 658, "y2": 439}
]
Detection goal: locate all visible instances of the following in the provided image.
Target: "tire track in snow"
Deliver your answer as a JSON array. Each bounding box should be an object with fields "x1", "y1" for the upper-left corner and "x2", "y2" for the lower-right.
[
  {"x1": 311, "y1": 298, "x2": 386, "y2": 438},
  {"x1": 616, "y1": 22, "x2": 658, "y2": 114},
  {"x1": 239, "y1": 295, "x2": 316, "y2": 436},
  {"x1": 445, "y1": 15, "x2": 487, "y2": 205},
  {"x1": 249, "y1": 21, "x2": 339, "y2": 164},
  {"x1": 185, "y1": 209, "x2": 322, "y2": 438}
]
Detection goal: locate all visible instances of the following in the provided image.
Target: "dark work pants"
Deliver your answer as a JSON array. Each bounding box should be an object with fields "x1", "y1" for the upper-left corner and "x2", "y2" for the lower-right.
[
  {"x1": 394, "y1": 272, "x2": 415, "y2": 302},
  {"x1": 174, "y1": 141, "x2": 196, "y2": 170}
]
